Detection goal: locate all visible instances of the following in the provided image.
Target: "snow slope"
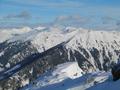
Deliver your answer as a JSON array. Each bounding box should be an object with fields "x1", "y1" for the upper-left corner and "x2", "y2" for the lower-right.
[
  {"x1": 1, "y1": 26, "x2": 120, "y2": 56},
  {"x1": 65, "y1": 29, "x2": 120, "y2": 71},
  {"x1": 87, "y1": 78, "x2": 120, "y2": 90},
  {"x1": 22, "y1": 62, "x2": 113, "y2": 90},
  {"x1": 52, "y1": 62, "x2": 83, "y2": 79},
  {"x1": 22, "y1": 62, "x2": 83, "y2": 90},
  {"x1": 6, "y1": 26, "x2": 78, "y2": 53}
]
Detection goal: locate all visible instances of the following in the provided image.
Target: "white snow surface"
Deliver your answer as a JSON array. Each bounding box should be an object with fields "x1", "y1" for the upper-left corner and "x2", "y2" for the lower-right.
[
  {"x1": 22, "y1": 62, "x2": 116, "y2": 90},
  {"x1": 87, "y1": 78, "x2": 120, "y2": 90},
  {"x1": 66, "y1": 29, "x2": 120, "y2": 50},
  {"x1": 22, "y1": 62, "x2": 83, "y2": 90},
  {"x1": 52, "y1": 62, "x2": 83, "y2": 79},
  {"x1": 0, "y1": 26, "x2": 76, "y2": 52},
  {"x1": 1, "y1": 26, "x2": 120, "y2": 90},
  {"x1": 1, "y1": 26, "x2": 120, "y2": 55},
  {"x1": 30, "y1": 28, "x2": 78, "y2": 52}
]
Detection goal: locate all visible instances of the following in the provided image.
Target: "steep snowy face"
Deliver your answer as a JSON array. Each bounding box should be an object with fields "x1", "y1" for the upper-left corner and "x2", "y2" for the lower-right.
[
  {"x1": 67, "y1": 30, "x2": 120, "y2": 49},
  {"x1": 31, "y1": 31, "x2": 65, "y2": 52},
  {"x1": 65, "y1": 29, "x2": 120, "y2": 72},
  {"x1": 31, "y1": 29, "x2": 78, "y2": 53},
  {"x1": 6, "y1": 27, "x2": 78, "y2": 53}
]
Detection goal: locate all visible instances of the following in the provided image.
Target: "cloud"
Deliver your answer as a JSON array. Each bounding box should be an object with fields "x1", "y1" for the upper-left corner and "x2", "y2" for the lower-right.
[
  {"x1": 53, "y1": 15, "x2": 90, "y2": 28},
  {"x1": 4, "y1": 11, "x2": 31, "y2": 19},
  {"x1": 55, "y1": 15, "x2": 89, "y2": 24}
]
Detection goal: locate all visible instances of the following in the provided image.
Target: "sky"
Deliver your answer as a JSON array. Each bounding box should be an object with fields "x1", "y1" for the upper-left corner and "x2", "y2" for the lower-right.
[{"x1": 0, "y1": 0, "x2": 120, "y2": 29}]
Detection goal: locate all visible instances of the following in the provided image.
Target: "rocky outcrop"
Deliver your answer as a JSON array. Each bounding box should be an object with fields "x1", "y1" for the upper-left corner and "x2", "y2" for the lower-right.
[{"x1": 112, "y1": 61, "x2": 120, "y2": 81}]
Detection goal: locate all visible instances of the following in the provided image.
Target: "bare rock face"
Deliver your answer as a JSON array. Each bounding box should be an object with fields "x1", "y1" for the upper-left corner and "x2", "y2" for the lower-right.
[{"x1": 112, "y1": 62, "x2": 120, "y2": 81}]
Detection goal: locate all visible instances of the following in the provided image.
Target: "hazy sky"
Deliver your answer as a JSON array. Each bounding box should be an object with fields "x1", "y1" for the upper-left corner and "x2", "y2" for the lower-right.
[{"x1": 0, "y1": 0, "x2": 120, "y2": 28}]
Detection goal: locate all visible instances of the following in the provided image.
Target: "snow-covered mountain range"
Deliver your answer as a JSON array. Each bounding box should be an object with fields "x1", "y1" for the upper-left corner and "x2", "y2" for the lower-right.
[{"x1": 0, "y1": 26, "x2": 120, "y2": 90}]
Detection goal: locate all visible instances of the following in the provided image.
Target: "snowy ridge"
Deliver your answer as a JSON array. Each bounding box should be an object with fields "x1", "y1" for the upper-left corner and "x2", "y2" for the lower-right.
[
  {"x1": 31, "y1": 29, "x2": 78, "y2": 52},
  {"x1": 64, "y1": 29, "x2": 120, "y2": 71},
  {"x1": 6, "y1": 27, "x2": 78, "y2": 53},
  {"x1": 66, "y1": 29, "x2": 120, "y2": 49},
  {"x1": 1, "y1": 26, "x2": 120, "y2": 54},
  {"x1": 1, "y1": 27, "x2": 120, "y2": 71}
]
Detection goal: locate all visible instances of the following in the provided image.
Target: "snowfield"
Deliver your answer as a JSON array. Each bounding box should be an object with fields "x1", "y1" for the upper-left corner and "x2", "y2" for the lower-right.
[
  {"x1": 87, "y1": 78, "x2": 120, "y2": 90},
  {"x1": 22, "y1": 62, "x2": 83, "y2": 90},
  {"x1": 52, "y1": 62, "x2": 83, "y2": 79},
  {"x1": 22, "y1": 62, "x2": 117, "y2": 90}
]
